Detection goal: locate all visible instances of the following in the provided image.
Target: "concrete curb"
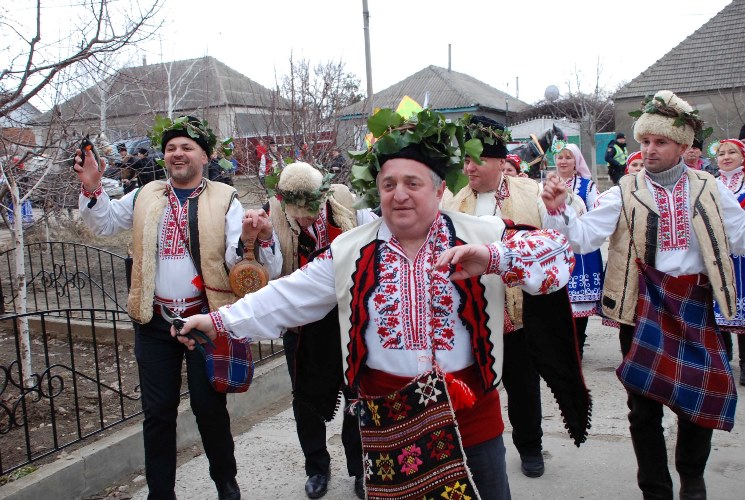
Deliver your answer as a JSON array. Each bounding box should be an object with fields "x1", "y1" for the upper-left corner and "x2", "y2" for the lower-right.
[{"x1": 0, "y1": 355, "x2": 291, "y2": 500}]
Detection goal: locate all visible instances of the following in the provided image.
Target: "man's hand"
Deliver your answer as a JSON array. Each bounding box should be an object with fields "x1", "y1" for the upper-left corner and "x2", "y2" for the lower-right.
[
  {"x1": 541, "y1": 173, "x2": 568, "y2": 212},
  {"x1": 170, "y1": 313, "x2": 217, "y2": 350},
  {"x1": 436, "y1": 244, "x2": 491, "y2": 281},
  {"x1": 73, "y1": 148, "x2": 105, "y2": 192},
  {"x1": 241, "y1": 208, "x2": 273, "y2": 244}
]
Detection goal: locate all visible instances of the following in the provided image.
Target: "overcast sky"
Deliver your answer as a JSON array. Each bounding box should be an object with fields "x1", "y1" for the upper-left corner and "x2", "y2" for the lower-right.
[
  {"x1": 9, "y1": 0, "x2": 734, "y2": 109},
  {"x1": 135, "y1": 0, "x2": 732, "y2": 105}
]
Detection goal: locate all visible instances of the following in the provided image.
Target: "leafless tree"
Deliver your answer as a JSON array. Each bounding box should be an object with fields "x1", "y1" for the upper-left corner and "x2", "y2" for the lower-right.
[
  {"x1": 514, "y1": 59, "x2": 616, "y2": 179},
  {"x1": 0, "y1": 0, "x2": 163, "y2": 385},
  {"x1": 254, "y1": 54, "x2": 363, "y2": 180}
]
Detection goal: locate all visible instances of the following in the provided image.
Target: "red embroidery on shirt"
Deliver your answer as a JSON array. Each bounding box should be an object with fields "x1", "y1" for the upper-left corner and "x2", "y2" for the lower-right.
[
  {"x1": 723, "y1": 171, "x2": 743, "y2": 192},
  {"x1": 371, "y1": 217, "x2": 457, "y2": 352},
  {"x1": 651, "y1": 176, "x2": 690, "y2": 251}
]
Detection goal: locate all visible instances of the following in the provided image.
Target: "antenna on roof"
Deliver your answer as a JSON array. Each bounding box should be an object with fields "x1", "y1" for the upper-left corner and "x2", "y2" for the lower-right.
[{"x1": 448, "y1": 44, "x2": 451, "y2": 72}]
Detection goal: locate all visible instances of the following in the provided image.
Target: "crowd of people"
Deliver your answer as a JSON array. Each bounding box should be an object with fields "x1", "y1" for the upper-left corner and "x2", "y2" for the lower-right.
[{"x1": 72, "y1": 89, "x2": 745, "y2": 500}]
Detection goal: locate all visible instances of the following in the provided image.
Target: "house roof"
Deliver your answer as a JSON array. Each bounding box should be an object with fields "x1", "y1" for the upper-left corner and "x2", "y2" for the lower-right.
[
  {"x1": 614, "y1": 0, "x2": 745, "y2": 100},
  {"x1": 37, "y1": 56, "x2": 284, "y2": 122},
  {"x1": 0, "y1": 96, "x2": 40, "y2": 127},
  {"x1": 340, "y1": 65, "x2": 529, "y2": 117}
]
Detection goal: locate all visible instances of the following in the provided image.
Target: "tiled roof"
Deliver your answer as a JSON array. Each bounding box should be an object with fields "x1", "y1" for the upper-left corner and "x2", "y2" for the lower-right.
[
  {"x1": 38, "y1": 56, "x2": 284, "y2": 121},
  {"x1": 340, "y1": 65, "x2": 529, "y2": 116},
  {"x1": 615, "y1": 0, "x2": 745, "y2": 99}
]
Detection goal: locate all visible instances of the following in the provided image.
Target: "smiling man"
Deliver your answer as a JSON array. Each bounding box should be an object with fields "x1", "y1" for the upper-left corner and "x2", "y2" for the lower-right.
[
  {"x1": 174, "y1": 108, "x2": 577, "y2": 500},
  {"x1": 74, "y1": 116, "x2": 282, "y2": 500},
  {"x1": 542, "y1": 90, "x2": 745, "y2": 500}
]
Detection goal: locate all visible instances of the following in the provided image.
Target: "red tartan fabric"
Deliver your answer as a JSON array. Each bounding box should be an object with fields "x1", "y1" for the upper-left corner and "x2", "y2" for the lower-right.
[
  {"x1": 616, "y1": 260, "x2": 737, "y2": 431},
  {"x1": 204, "y1": 331, "x2": 254, "y2": 393}
]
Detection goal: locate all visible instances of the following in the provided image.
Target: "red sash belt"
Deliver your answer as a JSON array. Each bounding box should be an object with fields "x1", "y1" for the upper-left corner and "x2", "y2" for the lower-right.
[{"x1": 359, "y1": 364, "x2": 503, "y2": 448}]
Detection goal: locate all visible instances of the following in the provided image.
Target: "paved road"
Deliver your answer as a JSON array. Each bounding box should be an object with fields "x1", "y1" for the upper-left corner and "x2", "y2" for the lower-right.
[{"x1": 128, "y1": 317, "x2": 745, "y2": 499}]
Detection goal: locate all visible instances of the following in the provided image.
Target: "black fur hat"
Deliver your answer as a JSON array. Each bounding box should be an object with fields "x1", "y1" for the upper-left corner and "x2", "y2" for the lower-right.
[{"x1": 465, "y1": 115, "x2": 509, "y2": 158}]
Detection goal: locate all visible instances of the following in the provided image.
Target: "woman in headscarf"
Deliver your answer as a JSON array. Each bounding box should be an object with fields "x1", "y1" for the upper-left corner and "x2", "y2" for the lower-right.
[
  {"x1": 713, "y1": 138, "x2": 745, "y2": 385},
  {"x1": 553, "y1": 142, "x2": 603, "y2": 357},
  {"x1": 625, "y1": 151, "x2": 644, "y2": 175}
]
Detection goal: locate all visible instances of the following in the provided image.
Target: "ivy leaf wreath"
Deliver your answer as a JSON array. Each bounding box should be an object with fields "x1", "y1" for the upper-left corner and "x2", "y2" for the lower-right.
[{"x1": 348, "y1": 108, "x2": 471, "y2": 209}]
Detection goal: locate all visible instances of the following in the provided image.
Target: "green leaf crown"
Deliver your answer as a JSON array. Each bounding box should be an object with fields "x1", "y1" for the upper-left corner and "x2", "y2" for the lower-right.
[
  {"x1": 348, "y1": 108, "x2": 470, "y2": 208},
  {"x1": 148, "y1": 115, "x2": 234, "y2": 170}
]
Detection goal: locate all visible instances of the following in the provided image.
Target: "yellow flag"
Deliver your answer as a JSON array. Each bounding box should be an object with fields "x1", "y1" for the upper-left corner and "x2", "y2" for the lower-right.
[{"x1": 395, "y1": 96, "x2": 422, "y2": 119}]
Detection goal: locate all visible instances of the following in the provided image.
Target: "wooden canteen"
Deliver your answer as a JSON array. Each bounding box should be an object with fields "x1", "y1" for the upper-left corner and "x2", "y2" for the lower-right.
[{"x1": 229, "y1": 239, "x2": 269, "y2": 296}]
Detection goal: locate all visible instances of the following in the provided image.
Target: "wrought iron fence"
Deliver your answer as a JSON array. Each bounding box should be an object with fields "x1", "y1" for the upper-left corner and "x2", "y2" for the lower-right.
[
  {"x1": 0, "y1": 241, "x2": 131, "y2": 319},
  {"x1": 0, "y1": 242, "x2": 285, "y2": 476},
  {"x1": 0, "y1": 308, "x2": 140, "y2": 476}
]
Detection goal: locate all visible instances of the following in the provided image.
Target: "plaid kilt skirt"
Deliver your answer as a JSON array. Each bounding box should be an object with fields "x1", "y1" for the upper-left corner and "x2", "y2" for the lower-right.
[{"x1": 616, "y1": 260, "x2": 737, "y2": 431}]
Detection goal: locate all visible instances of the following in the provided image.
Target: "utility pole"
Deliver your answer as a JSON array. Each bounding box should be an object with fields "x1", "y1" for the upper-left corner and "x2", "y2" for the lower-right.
[{"x1": 362, "y1": 0, "x2": 373, "y2": 111}]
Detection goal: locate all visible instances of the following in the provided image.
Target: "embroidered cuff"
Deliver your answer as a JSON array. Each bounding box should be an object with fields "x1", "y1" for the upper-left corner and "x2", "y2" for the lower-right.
[
  {"x1": 81, "y1": 183, "x2": 104, "y2": 199},
  {"x1": 209, "y1": 311, "x2": 229, "y2": 335},
  {"x1": 257, "y1": 235, "x2": 274, "y2": 248},
  {"x1": 485, "y1": 244, "x2": 502, "y2": 275},
  {"x1": 545, "y1": 202, "x2": 567, "y2": 217}
]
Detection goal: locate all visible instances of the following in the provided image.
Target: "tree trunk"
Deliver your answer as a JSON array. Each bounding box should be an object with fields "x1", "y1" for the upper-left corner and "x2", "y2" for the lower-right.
[{"x1": 10, "y1": 181, "x2": 34, "y2": 387}]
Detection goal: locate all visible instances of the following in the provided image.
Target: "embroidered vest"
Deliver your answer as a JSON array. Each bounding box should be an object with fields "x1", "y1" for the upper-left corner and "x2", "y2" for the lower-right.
[
  {"x1": 602, "y1": 169, "x2": 736, "y2": 325},
  {"x1": 330, "y1": 210, "x2": 506, "y2": 391},
  {"x1": 128, "y1": 180, "x2": 237, "y2": 323}
]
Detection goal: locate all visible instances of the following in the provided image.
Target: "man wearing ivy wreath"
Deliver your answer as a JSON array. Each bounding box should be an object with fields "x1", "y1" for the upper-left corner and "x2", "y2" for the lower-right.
[
  {"x1": 175, "y1": 108, "x2": 577, "y2": 500},
  {"x1": 74, "y1": 115, "x2": 282, "y2": 500},
  {"x1": 254, "y1": 161, "x2": 376, "y2": 498},
  {"x1": 543, "y1": 90, "x2": 745, "y2": 499}
]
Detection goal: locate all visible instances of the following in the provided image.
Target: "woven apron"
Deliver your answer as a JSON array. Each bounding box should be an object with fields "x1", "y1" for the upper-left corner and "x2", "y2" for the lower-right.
[
  {"x1": 355, "y1": 370, "x2": 480, "y2": 500},
  {"x1": 616, "y1": 260, "x2": 737, "y2": 431}
]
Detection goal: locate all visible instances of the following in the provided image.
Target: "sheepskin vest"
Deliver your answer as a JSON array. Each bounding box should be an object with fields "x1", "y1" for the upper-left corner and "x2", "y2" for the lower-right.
[
  {"x1": 270, "y1": 184, "x2": 357, "y2": 275},
  {"x1": 602, "y1": 169, "x2": 736, "y2": 325},
  {"x1": 331, "y1": 210, "x2": 506, "y2": 390},
  {"x1": 128, "y1": 179, "x2": 237, "y2": 323},
  {"x1": 441, "y1": 177, "x2": 542, "y2": 324}
]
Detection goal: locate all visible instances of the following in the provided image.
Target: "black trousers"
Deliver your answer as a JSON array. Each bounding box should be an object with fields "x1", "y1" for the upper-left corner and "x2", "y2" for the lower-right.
[
  {"x1": 283, "y1": 330, "x2": 363, "y2": 477},
  {"x1": 501, "y1": 328, "x2": 543, "y2": 458},
  {"x1": 619, "y1": 324, "x2": 713, "y2": 500},
  {"x1": 135, "y1": 315, "x2": 237, "y2": 500}
]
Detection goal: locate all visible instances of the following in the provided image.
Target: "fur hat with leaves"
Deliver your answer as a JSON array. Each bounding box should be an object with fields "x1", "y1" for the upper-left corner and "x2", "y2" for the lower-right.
[
  {"x1": 274, "y1": 162, "x2": 333, "y2": 218},
  {"x1": 632, "y1": 90, "x2": 698, "y2": 146}
]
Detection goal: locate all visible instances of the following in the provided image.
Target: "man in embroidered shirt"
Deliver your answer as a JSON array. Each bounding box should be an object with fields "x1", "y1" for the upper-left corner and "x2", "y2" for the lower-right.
[
  {"x1": 175, "y1": 108, "x2": 575, "y2": 500},
  {"x1": 74, "y1": 116, "x2": 282, "y2": 500},
  {"x1": 542, "y1": 90, "x2": 745, "y2": 500}
]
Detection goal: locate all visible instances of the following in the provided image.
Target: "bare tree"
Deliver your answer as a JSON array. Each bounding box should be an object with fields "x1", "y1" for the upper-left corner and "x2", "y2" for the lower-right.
[
  {"x1": 0, "y1": 0, "x2": 163, "y2": 386},
  {"x1": 257, "y1": 54, "x2": 363, "y2": 178},
  {"x1": 513, "y1": 59, "x2": 616, "y2": 180}
]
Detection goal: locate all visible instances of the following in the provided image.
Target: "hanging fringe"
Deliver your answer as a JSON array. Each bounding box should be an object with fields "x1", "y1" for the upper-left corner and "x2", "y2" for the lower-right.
[{"x1": 444, "y1": 372, "x2": 476, "y2": 410}]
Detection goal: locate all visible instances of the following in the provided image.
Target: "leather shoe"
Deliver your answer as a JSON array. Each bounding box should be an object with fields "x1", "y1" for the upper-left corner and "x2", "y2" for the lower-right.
[
  {"x1": 215, "y1": 477, "x2": 241, "y2": 500},
  {"x1": 305, "y1": 472, "x2": 330, "y2": 499},
  {"x1": 520, "y1": 454, "x2": 545, "y2": 478},
  {"x1": 354, "y1": 475, "x2": 365, "y2": 499}
]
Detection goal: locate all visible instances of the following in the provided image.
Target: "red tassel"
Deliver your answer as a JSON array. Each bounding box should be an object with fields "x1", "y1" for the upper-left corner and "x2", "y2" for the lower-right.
[
  {"x1": 191, "y1": 275, "x2": 205, "y2": 291},
  {"x1": 444, "y1": 372, "x2": 476, "y2": 410}
]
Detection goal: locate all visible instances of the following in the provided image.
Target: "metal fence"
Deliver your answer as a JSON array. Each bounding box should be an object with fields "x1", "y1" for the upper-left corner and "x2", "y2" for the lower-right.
[{"x1": 0, "y1": 242, "x2": 284, "y2": 476}]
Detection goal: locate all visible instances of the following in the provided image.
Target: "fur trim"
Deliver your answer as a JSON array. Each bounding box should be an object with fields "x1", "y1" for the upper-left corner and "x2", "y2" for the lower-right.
[
  {"x1": 277, "y1": 162, "x2": 323, "y2": 193},
  {"x1": 633, "y1": 90, "x2": 695, "y2": 146}
]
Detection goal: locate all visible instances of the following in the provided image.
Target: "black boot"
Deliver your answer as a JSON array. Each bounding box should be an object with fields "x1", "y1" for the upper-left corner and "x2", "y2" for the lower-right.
[
  {"x1": 215, "y1": 477, "x2": 241, "y2": 500},
  {"x1": 679, "y1": 475, "x2": 706, "y2": 500},
  {"x1": 740, "y1": 361, "x2": 745, "y2": 386}
]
